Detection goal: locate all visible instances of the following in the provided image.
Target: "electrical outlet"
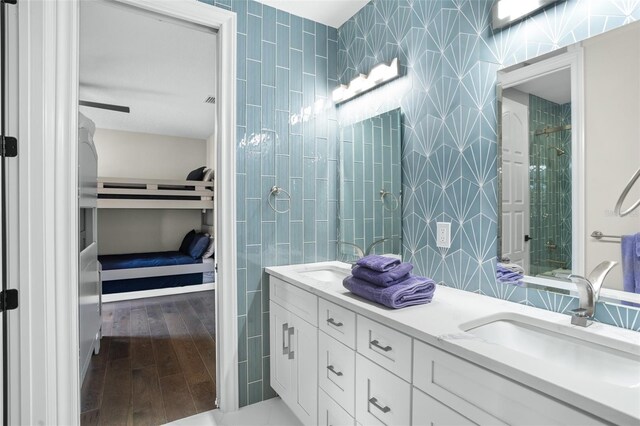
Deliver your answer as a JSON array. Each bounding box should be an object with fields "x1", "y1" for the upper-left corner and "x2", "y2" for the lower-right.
[{"x1": 436, "y1": 222, "x2": 451, "y2": 248}]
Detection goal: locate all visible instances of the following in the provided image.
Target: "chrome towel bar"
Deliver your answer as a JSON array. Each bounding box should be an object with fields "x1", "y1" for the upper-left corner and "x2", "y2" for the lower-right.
[{"x1": 591, "y1": 231, "x2": 621, "y2": 240}]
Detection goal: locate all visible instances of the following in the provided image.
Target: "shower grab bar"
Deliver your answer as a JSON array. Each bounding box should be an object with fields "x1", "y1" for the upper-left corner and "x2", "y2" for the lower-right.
[
  {"x1": 614, "y1": 167, "x2": 640, "y2": 217},
  {"x1": 591, "y1": 231, "x2": 622, "y2": 240},
  {"x1": 534, "y1": 124, "x2": 571, "y2": 136}
]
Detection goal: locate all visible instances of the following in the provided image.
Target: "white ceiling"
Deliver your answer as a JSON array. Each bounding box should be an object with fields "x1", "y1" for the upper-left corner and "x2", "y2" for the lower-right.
[
  {"x1": 79, "y1": 1, "x2": 217, "y2": 140},
  {"x1": 515, "y1": 68, "x2": 571, "y2": 104},
  {"x1": 256, "y1": 0, "x2": 369, "y2": 28}
]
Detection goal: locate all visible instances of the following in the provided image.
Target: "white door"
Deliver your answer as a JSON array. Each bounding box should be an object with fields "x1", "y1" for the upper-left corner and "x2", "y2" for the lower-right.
[
  {"x1": 291, "y1": 313, "x2": 317, "y2": 426},
  {"x1": 501, "y1": 96, "x2": 530, "y2": 272},
  {"x1": 270, "y1": 302, "x2": 293, "y2": 400}
]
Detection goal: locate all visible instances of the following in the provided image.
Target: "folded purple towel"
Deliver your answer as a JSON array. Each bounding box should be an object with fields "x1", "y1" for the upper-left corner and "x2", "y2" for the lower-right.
[
  {"x1": 343, "y1": 275, "x2": 436, "y2": 309},
  {"x1": 352, "y1": 263, "x2": 413, "y2": 287},
  {"x1": 621, "y1": 233, "x2": 640, "y2": 294},
  {"x1": 356, "y1": 254, "x2": 401, "y2": 272}
]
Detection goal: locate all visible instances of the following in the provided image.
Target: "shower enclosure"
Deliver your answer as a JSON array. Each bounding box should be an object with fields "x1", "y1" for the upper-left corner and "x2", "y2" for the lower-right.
[{"x1": 529, "y1": 95, "x2": 572, "y2": 277}]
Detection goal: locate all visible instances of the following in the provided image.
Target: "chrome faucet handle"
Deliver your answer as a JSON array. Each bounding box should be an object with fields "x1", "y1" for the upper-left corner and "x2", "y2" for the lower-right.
[
  {"x1": 568, "y1": 274, "x2": 595, "y2": 318},
  {"x1": 567, "y1": 261, "x2": 618, "y2": 327}
]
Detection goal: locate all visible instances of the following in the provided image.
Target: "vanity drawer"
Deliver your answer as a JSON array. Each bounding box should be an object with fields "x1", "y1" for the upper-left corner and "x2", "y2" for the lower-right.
[
  {"x1": 319, "y1": 388, "x2": 355, "y2": 426},
  {"x1": 319, "y1": 298, "x2": 356, "y2": 349},
  {"x1": 269, "y1": 276, "x2": 317, "y2": 327},
  {"x1": 356, "y1": 315, "x2": 412, "y2": 381},
  {"x1": 413, "y1": 387, "x2": 476, "y2": 426},
  {"x1": 355, "y1": 354, "x2": 410, "y2": 426},
  {"x1": 319, "y1": 331, "x2": 356, "y2": 416},
  {"x1": 413, "y1": 340, "x2": 604, "y2": 426}
]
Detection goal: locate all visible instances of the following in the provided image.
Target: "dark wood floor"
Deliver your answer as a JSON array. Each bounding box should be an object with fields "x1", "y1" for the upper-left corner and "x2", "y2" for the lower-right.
[{"x1": 81, "y1": 290, "x2": 217, "y2": 426}]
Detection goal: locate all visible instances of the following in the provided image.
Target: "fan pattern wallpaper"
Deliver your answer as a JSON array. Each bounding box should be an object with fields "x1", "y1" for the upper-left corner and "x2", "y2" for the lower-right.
[{"x1": 336, "y1": 0, "x2": 640, "y2": 333}]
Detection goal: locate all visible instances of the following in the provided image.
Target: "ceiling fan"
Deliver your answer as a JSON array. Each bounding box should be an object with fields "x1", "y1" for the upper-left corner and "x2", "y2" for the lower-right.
[{"x1": 79, "y1": 100, "x2": 130, "y2": 113}]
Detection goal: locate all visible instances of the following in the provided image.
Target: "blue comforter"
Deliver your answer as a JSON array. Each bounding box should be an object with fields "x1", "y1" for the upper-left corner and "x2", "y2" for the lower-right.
[{"x1": 99, "y1": 251, "x2": 202, "y2": 271}]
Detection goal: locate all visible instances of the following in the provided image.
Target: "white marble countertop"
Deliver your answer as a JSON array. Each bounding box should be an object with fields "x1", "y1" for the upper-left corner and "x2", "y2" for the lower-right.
[{"x1": 265, "y1": 261, "x2": 640, "y2": 425}]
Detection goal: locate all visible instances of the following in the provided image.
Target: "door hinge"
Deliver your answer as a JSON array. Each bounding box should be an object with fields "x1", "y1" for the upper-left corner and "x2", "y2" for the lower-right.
[
  {"x1": 2, "y1": 136, "x2": 17, "y2": 158},
  {"x1": 0, "y1": 289, "x2": 18, "y2": 312},
  {"x1": 215, "y1": 263, "x2": 218, "y2": 272}
]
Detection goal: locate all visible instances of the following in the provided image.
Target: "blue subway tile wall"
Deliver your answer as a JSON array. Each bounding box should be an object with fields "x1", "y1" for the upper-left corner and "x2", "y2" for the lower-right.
[
  {"x1": 337, "y1": 0, "x2": 640, "y2": 331},
  {"x1": 203, "y1": 0, "x2": 339, "y2": 406}
]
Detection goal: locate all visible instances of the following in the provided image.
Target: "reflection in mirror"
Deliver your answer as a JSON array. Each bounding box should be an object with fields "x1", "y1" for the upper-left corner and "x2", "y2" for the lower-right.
[
  {"x1": 498, "y1": 21, "x2": 640, "y2": 304},
  {"x1": 338, "y1": 108, "x2": 402, "y2": 262}
]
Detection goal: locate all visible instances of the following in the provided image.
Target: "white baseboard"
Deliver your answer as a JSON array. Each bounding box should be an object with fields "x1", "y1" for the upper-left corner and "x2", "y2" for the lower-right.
[{"x1": 102, "y1": 281, "x2": 215, "y2": 303}]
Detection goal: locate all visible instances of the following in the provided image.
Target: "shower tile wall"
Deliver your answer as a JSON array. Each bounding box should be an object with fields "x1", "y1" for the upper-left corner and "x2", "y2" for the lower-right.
[
  {"x1": 529, "y1": 95, "x2": 572, "y2": 276},
  {"x1": 204, "y1": 0, "x2": 339, "y2": 406},
  {"x1": 338, "y1": 0, "x2": 640, "y2": 331},
  {"x1": 339, "y1": 109, "x2": 402, "y2": 257}
]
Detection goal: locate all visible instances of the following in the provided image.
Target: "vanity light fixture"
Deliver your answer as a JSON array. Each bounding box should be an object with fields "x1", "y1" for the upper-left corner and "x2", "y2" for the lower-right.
[
  {"x1": 491, "y1": 0, "x2": 561, "y2": 30},
  {"x1": 332, "y1": 58, "x2": 400, "y2": 105}
]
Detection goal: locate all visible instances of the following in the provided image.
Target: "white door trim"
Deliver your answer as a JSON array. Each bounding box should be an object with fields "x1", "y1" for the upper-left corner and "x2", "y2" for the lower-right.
[{"x1": 16, "y1": 1, "x2": 237, "y2": 423}]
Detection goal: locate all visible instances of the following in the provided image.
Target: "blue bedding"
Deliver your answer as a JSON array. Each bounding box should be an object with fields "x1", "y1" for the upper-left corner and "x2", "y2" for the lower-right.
[
  {"x1": 99, "y1": 251, "x2": 208, "y2": 294},
  {"x1": 99, "y1": 251, "x2": 202, "y2": 270}
]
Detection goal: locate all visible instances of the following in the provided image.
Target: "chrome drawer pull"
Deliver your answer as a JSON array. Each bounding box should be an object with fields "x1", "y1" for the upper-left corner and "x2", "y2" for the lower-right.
[
  {"x1": 327, "y1": 317, "x2": 343, "y2": 327},
  {"x1": 370, "y1": 339, "x2": 392, "y2": 352},
  {"x1": 369, "y1": 397, "x2": 391, "y2": 413},
  {"x1": 288, "y1": 326, "x2": 295, "y2": 360},
  {"x1": 282, "y1": 323, "x2": 289, "y2": 355},
  {"x1": 326, "y1": 364, "x2": 343, "y2": 377}
]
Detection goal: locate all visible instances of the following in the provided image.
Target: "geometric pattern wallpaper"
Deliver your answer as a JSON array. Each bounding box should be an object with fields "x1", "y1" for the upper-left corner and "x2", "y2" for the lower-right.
[
  {"x1": 203, "y1": 0, "x2": 340, "y2": 406},
  {"x1": 338, "y1": 0, "x2": 640, "y2": 332},
  {"x1": 199, "y1": 0, "x2": 640, "y2": 409}
]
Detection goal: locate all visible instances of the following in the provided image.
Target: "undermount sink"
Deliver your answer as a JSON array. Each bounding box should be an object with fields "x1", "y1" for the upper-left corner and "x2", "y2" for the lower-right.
[
  {"x1": 462, "y1": 314, "x2": 640, "y2": 388},
  {"x1": 298, "y1": 267, "x2": 350, "y2": 283}
]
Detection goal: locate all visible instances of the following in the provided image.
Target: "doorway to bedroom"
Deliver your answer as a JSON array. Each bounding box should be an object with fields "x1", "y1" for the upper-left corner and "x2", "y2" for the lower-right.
[{"x1": 78, "y1": 1, "x2": 219, "y2": 423}]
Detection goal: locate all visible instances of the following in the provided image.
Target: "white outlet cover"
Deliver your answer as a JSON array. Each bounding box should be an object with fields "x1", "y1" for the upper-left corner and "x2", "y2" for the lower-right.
[{"x1": 436, "y1": 222, "x2": 451, "y2": 248}]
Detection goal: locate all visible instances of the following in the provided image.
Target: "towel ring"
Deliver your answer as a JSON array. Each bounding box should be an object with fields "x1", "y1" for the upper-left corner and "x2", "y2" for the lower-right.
[
  {"x1": 380, "y1": 189, "x2": 399, "y2": 212},
  {"x1": 268, "y1": 185, "x2": 291, "y2": 214},
  {"x1": 614, "y1": 167, "x2": 640, "y2": 217}
]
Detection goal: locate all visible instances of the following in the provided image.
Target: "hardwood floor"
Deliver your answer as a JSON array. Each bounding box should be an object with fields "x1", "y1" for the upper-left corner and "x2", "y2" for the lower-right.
[{"x1": 81, "y1": 290, "x2": 217, "y2": 426}]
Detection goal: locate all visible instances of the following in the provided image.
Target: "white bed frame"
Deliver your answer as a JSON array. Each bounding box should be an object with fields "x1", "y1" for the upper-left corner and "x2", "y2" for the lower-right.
[
  {"x1": 97, "y1": 176, "x2": 214, "y2": 209},
  {"x1": 100, "y1": 225, "x2": 216, "y2": 302}
]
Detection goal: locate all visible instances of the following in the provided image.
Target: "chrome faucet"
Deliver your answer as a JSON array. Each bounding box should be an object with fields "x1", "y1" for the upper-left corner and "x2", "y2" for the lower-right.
[
  {"x1": 568, "y1": 260, "x2": 617, "y2": 327},
  {"x1": 365, "y1": 238, "x2": 391, "y2": 255},
  {"x1": 337, "y1": 241, "x2": 364, "y2": 263}
]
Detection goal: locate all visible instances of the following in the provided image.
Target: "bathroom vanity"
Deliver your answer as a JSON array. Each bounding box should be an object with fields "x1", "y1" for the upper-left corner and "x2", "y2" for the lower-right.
[{"x1": 265, "y1": 262, "x2": 640, "y2": 426}]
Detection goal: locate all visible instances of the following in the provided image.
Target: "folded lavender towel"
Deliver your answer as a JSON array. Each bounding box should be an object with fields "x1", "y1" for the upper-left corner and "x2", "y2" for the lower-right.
[
  {"x1": 343, "y1": 275, "x2": 435, "y2": 309},
  {"x1": 356, "y1": 254, "x2": 401, "y2": 272},
  {"x1": 621, "y1": 233, "x2": 640, "y2": 294},
  {"x1": 352, "y1": 263, "x2": 413, "y2": 287}
]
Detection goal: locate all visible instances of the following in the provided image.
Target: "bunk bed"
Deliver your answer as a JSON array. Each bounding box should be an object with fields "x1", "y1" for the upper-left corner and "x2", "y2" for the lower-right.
[
  {"x1": 99, "y1": 225, "x2": 215, "y2": 302},
  {"x1": 78, "y1": 113, "x2": 101, "y2": 385}
]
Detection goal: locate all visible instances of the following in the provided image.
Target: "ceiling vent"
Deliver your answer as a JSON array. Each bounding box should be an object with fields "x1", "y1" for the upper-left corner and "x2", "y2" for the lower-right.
[{"x1": 204, "y1": 96, "x2": 216, "y2": 104}]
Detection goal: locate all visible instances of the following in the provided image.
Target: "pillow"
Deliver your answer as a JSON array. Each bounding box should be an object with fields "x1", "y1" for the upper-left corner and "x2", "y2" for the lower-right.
[
  {"x1": 179, "y1": 229, "x2": 196, "y2": 254},
  {"x1": 187, "y1": 233, "x2": 210, "y2": 259},
  {"x1": 186, "y1": 166, "x2": 207, "y2": 181},
  {"x1": 202, "y1": 236, "x2": 215, "y2": 259},
  {"x1": 202, "y1": 168, "x2": 214, "y2": 182}
]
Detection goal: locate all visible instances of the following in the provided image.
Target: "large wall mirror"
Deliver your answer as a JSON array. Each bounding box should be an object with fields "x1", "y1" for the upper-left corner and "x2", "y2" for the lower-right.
[
  {"x1": 498, "y1": 22, "x2": 640, "y2": 304},
  {"x1": 338, "y1": 108, "x2": 402, "y2": 261}
]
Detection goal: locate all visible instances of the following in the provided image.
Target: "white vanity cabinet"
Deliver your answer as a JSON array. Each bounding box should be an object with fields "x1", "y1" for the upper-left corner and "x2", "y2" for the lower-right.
[
  {"x1": 269, "y1": 278, "x2": 318, "y2": 425},
  {"x1": 267, "y1": 271, "x2": 613, "y2": 426}
]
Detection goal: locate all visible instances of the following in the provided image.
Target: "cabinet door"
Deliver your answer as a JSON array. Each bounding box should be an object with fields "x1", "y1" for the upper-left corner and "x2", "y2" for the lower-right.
[
  {"x1": 319, "y1": 388, "x2": 355, "y2": 426},
  {"x1": 413, "y1": 387, "x2": 477, "y2": 426},
  {"x1": 270, "y1": 302, "x2": 293, "y2": 401},
  {"x1": 291, "y1": 313, "x2": 318, "y2": 425}
]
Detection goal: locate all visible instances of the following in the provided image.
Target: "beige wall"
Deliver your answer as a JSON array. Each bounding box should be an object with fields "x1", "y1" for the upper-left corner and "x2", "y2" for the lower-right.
[
  {"x1": 584, "y1": 25, "x2": 640, "y2": 290},
  {"x1": 94, "y1": 128, "x2": 206, "y2": 180},
  {"x1": 94, "y1": 128, "x2": 207, "y2": 254}
]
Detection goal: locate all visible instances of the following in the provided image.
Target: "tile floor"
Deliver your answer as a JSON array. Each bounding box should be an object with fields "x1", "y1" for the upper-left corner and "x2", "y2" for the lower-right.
[{"x1": 165, "y1": 398, "x2": 300, "y2": 426}]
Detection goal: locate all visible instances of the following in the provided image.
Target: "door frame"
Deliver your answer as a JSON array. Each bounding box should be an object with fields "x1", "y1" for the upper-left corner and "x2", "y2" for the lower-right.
[{"x1": 14, "y1": 0, "x2": 237, "y2": 423}]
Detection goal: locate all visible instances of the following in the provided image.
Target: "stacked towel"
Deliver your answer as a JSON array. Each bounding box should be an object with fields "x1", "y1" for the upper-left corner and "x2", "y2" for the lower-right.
[
  {"x1": 343, "y1": 255, "x2": 435, "y2": 309},
  {"x1": 496, "y1": 262, "x2": 524, "y2": 286},
  {"x1": 621, "y1": 233, "x2": 640, "y2": 294}
]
